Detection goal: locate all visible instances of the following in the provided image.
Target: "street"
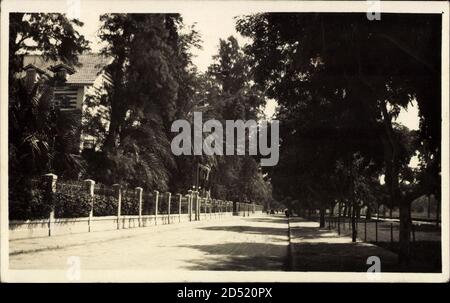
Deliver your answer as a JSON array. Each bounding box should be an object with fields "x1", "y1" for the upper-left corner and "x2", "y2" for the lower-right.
[{"x1": 10, "y1": 215, "x2": 290, "y2": 271}]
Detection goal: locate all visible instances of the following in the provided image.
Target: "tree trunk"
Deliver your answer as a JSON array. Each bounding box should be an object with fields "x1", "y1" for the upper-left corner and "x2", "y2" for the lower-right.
[
  {"x1": 342, "y1": 204, "x2": 347, "y2": 218},
  {"x1": 398, "y1": 201, "x2": 412, "y2": 266},
  {"x1": 436, "y1": 197, "x2": 440, "y2": 227},
  {"x1": 319, "y1": 207, "x2": 325, "y2": 228},
  {"x1": 337, "y1": 202, "x2": 342, "y2": 235},
  {"x1": 351, "y1": 204, "x2": 357, "y2": 242},
  {"x1": 366, "y1": 205, "x2": 372, "y2": 220},
  {"x1": 104, "y1": 119, "x2": 118, "y2": 151}
]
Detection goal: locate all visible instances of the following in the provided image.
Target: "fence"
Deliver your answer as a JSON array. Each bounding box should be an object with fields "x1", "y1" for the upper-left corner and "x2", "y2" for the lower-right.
[
  {"x1": 9, "y1": 173, "x2": 264, "y2": 240},
  {"x1": 326, "y1": 215, "x2": 441, "y2": 245}
]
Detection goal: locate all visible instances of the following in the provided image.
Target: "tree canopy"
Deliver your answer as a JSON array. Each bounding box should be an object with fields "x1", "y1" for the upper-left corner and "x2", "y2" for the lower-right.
[{"x1": 236, "y1": 12, "x2": 441, "y2": 263}]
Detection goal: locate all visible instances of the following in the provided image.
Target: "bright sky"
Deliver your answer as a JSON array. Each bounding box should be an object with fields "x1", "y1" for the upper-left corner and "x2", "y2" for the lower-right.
[{"x1": 76, "y1": 10, "x2": 419, "y2": 127}]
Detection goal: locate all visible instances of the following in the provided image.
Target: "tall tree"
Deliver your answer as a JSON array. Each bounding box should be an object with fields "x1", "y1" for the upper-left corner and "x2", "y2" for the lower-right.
[
  {"x1": 9, "y1": 13, "x2": 89, "y2": 218},
  {"x1": 9, "y1": 13, "x2": 89, "y2": 179},
  {"x1": 85, "y1": 14, "x2": 201, "y2": 191},
  {"x1": 9, "y1": 13, "x2": 89, "y2": 90},
  {"x1": 200, "y1": 36, "x2": 271, "y2": 205},
  {"x1": 237, "y1": 13, "x2": 441, "y2": 264}
]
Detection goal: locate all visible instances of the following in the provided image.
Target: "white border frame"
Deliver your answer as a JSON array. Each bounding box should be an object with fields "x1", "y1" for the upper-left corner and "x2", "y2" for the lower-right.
[{"x1": 1, "y1": 0, "x2": 449, "y2": 283}]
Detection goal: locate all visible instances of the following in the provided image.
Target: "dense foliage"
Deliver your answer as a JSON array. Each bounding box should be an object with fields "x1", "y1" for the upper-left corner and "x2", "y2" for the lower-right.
[{"x1": 236, "y1": 13, "x2": 441, "y2": 264}]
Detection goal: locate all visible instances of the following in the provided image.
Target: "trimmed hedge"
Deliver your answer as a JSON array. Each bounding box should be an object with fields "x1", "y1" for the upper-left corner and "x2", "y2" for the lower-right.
[{"x1": 9, "y1": 182, "x2": 51, "y2": 220}]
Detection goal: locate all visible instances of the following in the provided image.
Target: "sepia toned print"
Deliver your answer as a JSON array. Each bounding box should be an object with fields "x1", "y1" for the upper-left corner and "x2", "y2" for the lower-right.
[{"x1": 0, "y1": 0, "x2": 448, "y2": 283}]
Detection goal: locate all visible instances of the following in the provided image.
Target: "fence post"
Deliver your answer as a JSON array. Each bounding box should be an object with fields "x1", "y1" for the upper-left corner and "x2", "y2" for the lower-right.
[
  {"x1": 197, "y1": 194, "x2": 201, "y2": 221},
  {"x1": 337, "y1": 202, "x2": 341, "y2": 236},
  {"x1": 210, "y1": 199, "x2": 213, "y2": 218},
  {"x1": 187, "y1": 190, "x2": 192, "y2": 221},
  {"x1": 154, "y1": 190, "x2": 159, "y2": 225},
  {"x1": 390, "y1": 222, "x2": 394, "y2": 244},
  {"x1": 193, "y1": 191, "x2": 198, "y2": 221},
  {"x1": 185, "y1": 193, "x2": 190, "y2": 222},
  {"x1": 43, "y1": 173, "x2": 57, "y2": 237},
  {"x1": 84, "y1": 179, "x2": 95, "y2": 232},
  {"x1": 112, "y1": 184, "x2": 122, "y2": 230},
  {"x1": 166, "y1": 192, "x2": 171, "y2": 224},
  {"x1": 135, "y1": 187, "x2": 143, "y2": 227},
  {"x1": 364, "y1": 219, "x2": 367, "y2": 242},
  {"x1": 195, "y1": 193, "x2": 198, "y2": 221},
  {"x1": 177, "y1": 194, "x2": 182, "y2": 223}
]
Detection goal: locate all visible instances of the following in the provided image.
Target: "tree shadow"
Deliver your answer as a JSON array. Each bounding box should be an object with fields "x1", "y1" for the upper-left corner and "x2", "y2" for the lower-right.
[
  {"x1": 374, "y1": 241, "x2": 441, "y2": 273},
  {"x1": 289, "y1": 218, "x2": 439, "y2": 273},
  {"x1": 291, "y1": 242, "x2": 401, "y2": 272},
  {"x1": 199, "y1": 225, "x2": 288, "y2": 238},
  {"x1": 245, "y1": 216, "x2": 289, "y2": 225},
  {"x1": 178, "y1": 242, "x2": 289, "y2": 271}
]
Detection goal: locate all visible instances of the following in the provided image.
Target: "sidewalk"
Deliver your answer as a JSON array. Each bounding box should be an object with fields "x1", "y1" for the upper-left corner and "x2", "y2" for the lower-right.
[
  {"x1": 9, "y1": 215, "x2": 238, "y2": 256},
  {"x1": 288, "y1": 217, "x2": 401, "y2": 272},
  {"x1": 10, "y1": 215, "x2": 288, "y2": 270}
]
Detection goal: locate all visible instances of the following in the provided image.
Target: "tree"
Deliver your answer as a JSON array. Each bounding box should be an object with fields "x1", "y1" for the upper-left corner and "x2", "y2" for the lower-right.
[
  {"x1": 237, "y1": 13, "x2": 441, "y2": 264},
  {"x1": 9, "y1": 13, "x2": 89, "y2": 91},
  {"x1": 197, "y1": 36, "x2": 272, "y2": 205},
  {"x1": 84, "y1": 14, "x2": 201, "y2": 191},
  {"x1": 9, "y1": 13, "x2": 89, "y2": 218},
  {"x1": 9, "y1": 13, "x2": 89, "y2": 179}
]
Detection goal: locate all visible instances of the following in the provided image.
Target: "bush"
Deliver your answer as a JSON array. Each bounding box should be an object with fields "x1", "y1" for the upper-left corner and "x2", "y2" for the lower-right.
[
  {"x1": 121, "y1": 192, "x2": 139, "y2": 215},
  {"x1": 54, "y1": 191, "x2": 91, "y2": 218},
  {"x1": 9, "y1": 181, "x2": 51, "y2": 220},
  {"x1": 93, "y1": 194, "x2": 118, "y2": 216}
]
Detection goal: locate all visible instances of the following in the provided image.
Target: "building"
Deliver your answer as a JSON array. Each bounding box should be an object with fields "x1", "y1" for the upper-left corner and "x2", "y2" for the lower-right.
[{"x1": 22, "y1": 53, "x2": 112, "y2": 151}]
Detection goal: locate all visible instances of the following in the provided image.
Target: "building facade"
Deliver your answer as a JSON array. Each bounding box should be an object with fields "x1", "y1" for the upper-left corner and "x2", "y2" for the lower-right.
[{"x1": 22, "y1": 53, "x2": 112, "y2": 152}]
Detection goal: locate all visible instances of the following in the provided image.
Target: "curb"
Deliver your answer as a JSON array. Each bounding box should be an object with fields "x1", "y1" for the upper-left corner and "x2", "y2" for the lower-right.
[{"x1": 9, "y1": 214, "x2": 247, "y2": 256}]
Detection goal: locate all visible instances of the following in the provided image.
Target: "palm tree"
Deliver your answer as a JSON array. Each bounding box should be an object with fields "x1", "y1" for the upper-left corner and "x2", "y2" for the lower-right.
[{"x1": 9, "y1": 75, "x2": 84, "y2": 179}]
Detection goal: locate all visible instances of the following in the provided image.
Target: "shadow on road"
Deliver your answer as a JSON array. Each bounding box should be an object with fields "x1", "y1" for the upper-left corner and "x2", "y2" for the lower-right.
[
  {"x1": 178, "y1": 216, "x2": 289, "y2": 271},
  {"x1": 244, "y1": 216, "x2": 289, "y2": 225},
  {"x1": 374, "y1": 241, "x2": 441, "y2": 273},
  {"x1": 289, "y1": 217, "x2": 440, "y2": 273},
  {"x1": 198, "y1": 225, "x2": 287, "y2": 238},
  {"x1": 178, "y1": 242, "x2": 289, "y2": 271},
  {"x1": 292, "y1": 242, "x2": 401, "y2": 272}
]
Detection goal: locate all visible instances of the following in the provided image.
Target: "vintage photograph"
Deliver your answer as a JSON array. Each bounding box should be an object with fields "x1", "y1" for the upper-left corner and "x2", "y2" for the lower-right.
[{"x1": 0, "y1": 0, "x2": 448, "y2": 283}]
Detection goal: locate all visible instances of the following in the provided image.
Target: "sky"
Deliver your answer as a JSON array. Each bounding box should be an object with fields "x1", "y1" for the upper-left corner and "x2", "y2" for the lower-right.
[{"x1": 76, "y1": 10, "x2": 419, "y2": 129}]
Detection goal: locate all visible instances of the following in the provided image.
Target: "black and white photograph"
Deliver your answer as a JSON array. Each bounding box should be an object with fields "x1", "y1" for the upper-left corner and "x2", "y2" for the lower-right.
[{"x1": 0, "y1": 0, "x2": 448, "y2": 283}]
